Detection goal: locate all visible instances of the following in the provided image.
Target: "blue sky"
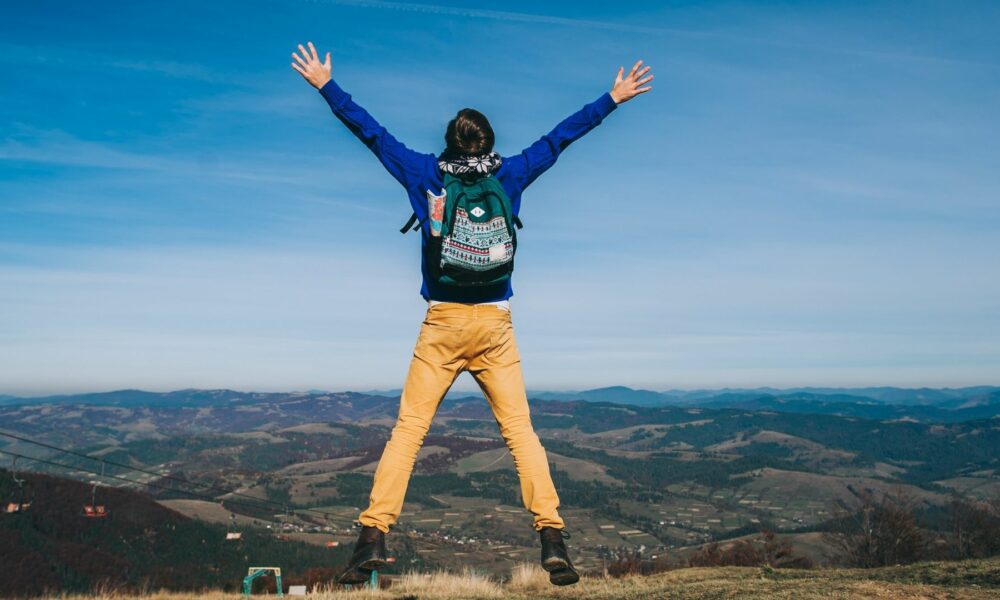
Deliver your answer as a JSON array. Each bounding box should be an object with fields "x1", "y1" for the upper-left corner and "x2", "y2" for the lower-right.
[{"x1": 1, "y1": 0, "x2": 998, "y2": 396}]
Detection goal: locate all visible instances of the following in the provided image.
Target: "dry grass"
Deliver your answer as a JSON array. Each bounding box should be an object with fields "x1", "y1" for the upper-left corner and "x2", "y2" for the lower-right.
[
  {"x1": 315, "y1": 567, "x2": 504, "y2": 599},
  {"x1": 34, "y1": 557, "x2": 1000, "y2": 600}
]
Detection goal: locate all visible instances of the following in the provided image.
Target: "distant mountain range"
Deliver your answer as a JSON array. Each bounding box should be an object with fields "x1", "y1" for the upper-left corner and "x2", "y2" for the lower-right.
[
  {"x1": 1, "y1": 385, "x2": 998, "y2": 422},
  {"x1": 361, "y1": 384, "x2": 1000, "y2": 407},
  {"x1": 525, "y1": 385, "x2": 1000, "y2": 408},
  {"x1": 531, "y1": 386, "x2": 1000, "y2": 422}
]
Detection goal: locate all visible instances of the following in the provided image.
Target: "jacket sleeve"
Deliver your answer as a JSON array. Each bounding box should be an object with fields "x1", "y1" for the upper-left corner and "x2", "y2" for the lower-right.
[
  {"x1": 318, "y1": 78, "x2": 425, "y2": 189},
  {"x1": 506, "y1": 91, "x2": 619, "y2": 190}
]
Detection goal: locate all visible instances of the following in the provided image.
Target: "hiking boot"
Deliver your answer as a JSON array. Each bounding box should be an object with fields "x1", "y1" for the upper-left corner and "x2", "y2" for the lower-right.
[
  {"x1": 337, "y1": 525, "x2": 388, "y2": 584},
  {"x1": 539, "y1": 526, "x2": 580, "y2": 586}
]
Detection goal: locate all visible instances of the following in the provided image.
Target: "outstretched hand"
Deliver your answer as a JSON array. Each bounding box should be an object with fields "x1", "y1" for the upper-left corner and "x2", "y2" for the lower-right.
[
  {"x1": 610, "y1": 59, "x2": 653, "y2": 104},
  {"x1": 291, "y1": 41, "x2": 332, "y2": 90}
]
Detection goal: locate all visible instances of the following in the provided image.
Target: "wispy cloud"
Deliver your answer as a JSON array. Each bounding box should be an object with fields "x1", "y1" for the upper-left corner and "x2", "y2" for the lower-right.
[
  {"x1": 0, "y1": 128, "x2": 372, "y2": 187},
  {"x1": 306, "y1": 0, "x2": 999, "y2": 67},
  {"x1": 305, "y1": 0, "x2": 699, "y2": 37},
  {"x1": 0, "y1": 42, "x2": 245, "y2": 85}
]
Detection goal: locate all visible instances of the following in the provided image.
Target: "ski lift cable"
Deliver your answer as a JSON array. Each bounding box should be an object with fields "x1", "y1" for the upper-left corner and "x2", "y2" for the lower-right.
[
  {"x1": 0, "y1": 449, "x2": 320, "y2": 519},
  {"x1": 0, "y1": 429, "x2": 339, "y2": 521},
  {"x1": 0, "y1": 429, "x2": 299, "y2": 512},
  {"x1": 1, "y1": 449, "x2": 269, "y2": 511}
]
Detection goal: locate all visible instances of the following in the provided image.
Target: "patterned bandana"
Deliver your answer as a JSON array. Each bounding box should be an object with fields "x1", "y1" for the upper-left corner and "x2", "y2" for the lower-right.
[{"x1": 438, "y1": 150, "x2": 503, "y2": 179}]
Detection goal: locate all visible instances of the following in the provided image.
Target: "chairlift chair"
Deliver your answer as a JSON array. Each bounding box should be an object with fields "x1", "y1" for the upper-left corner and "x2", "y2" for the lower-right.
[
  {"x1": 82, "y1": 461, "x2": 109, "y2": 518},
  {"x1": 3, "y1": 455, "x2": 31, "y2": 514},
  {"x1": 225, "y1": 505, "x2": 242, "y2": 540},
  {"x1": 272, "y1": 505, "x2": 295, "y2": 541}
]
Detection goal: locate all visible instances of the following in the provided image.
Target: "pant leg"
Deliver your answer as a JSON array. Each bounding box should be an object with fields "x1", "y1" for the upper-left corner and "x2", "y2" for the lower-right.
[
  {"x1": 468, "y1": 315, "x2": 565, "y2": 531},
  {"x1": 358, "y1": 314, "x2": 467, "y2": 533}
]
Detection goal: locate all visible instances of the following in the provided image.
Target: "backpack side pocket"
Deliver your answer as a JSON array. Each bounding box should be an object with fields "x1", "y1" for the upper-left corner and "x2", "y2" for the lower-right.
[{"x1": 425, "y1": 188, "x2": 447, "y2": 238}]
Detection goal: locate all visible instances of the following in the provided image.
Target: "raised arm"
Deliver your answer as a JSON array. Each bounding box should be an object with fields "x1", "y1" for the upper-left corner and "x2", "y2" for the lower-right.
[
  {"x1": 291, "y1": 41, "x2": 424, "y2": 188},
  {"x1": 507, "y1": 59, "x2": 653, "y2": 190}
]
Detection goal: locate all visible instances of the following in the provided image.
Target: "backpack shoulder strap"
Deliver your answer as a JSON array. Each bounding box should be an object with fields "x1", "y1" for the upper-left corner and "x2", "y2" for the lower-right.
[
  {"x1": 399, "y1": 213, "x2": 417, "y2": 234},
  {"x1": 399, "y1": 212, "x2": 426, "y2": 234},
  {"x1": 442, "y1": 171, "x2": 472, "y2": 192}
]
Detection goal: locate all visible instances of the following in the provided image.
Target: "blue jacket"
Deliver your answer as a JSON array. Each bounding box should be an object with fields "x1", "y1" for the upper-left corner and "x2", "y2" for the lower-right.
[{"x1": 318, "y1": 78, "x2": 618, "y2": 302}]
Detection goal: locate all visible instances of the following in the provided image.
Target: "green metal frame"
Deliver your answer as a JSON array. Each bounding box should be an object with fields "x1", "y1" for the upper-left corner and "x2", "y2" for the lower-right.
[
  {"x1": 241, "y1": 565, "x2": 378, "y2": 594},
  {"x1": 242, "y1": 567, "x2": 283, "y2": 597}
]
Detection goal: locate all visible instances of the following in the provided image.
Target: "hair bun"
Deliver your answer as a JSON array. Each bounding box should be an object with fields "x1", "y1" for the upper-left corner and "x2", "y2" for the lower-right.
[{"x1": 445, "y1": 108, "x2": 494, "y2": 157}]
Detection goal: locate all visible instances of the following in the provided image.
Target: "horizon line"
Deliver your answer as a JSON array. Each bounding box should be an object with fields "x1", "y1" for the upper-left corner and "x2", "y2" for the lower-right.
[{"x1": 3, "y1": 382, "x2": 999, "y2": 399}]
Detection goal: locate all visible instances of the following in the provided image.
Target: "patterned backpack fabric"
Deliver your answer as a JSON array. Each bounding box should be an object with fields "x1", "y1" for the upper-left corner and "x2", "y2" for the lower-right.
[{"x1": 399, "y1": 172, "x2": 523, "y2": 287}]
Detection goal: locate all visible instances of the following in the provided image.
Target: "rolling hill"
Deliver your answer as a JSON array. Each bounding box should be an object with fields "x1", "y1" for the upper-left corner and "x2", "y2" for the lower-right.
[{"x1": 2, "y1": 386, "x2": 999, "y2": 590}]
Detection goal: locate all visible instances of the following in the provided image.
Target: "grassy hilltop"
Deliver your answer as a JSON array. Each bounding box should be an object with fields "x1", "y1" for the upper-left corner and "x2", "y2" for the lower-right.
[{"x1": 43, "y1": 558, "x2": 1000, "y2": 600}]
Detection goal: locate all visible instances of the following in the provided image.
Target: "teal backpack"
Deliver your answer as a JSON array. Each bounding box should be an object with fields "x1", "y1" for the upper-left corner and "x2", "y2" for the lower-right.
[{"x1": 400, "y1": 172, "x2": 524, "y2": 287}]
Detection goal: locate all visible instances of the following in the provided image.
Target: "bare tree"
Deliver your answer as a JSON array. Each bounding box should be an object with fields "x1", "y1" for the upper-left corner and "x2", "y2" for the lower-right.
[
  {"x1": 760, "y1": 529, "x2": 814, "y2": 569},
  {"x1": 823, "y1": 487, "x2": 926, "y2": 567},
  {"x1": 687, "y1": 530, "x2": 812, "y2": 568},
  {"x1": 948, "y1": 492, "x2": 1000, "y2": 559},
  {"x1": 606, "y1": 547, "x2": 644, "y2": 577}
]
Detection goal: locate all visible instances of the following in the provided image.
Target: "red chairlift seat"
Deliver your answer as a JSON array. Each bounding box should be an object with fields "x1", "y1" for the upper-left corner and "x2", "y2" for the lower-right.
[
  {"x1": 83, "y1": 504, "x2": 109, "y2": 518},
  {"x1": 4, "y1": 501, "x2": 30, "y2": 514}
]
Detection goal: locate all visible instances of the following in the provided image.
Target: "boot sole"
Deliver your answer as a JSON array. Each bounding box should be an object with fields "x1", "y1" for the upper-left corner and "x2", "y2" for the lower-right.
[
  {"x1": 337, "y1": 557, "x2": 388, "y2": 584},
  {"x1": 541, "y1": 556, "x2": 571, "y2": 572},
  {"x1": 336, "y1": 566, "x2": 372, "y2": 585},
  {"x1": 358, "y1": 557, "x2": 388, "y2": 570},
  {"x1": 548, "y1": 567, "x2": 580, "y2": 586}
]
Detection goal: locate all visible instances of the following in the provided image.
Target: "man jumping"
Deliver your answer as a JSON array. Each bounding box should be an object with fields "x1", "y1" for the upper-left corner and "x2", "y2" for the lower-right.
[{"x1": 291, "y1": 40, "x2": 652, "y2": 586}]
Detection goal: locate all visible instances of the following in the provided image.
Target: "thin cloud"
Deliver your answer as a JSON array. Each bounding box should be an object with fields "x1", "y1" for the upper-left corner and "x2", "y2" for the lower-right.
[
  {"x1": 0, "y1": 42, "x2": 245, "y2": 84},
  {"x1": 0, "y1": 128, "x2": 357, "y2": 186},
  {"x1": 306, "y1": 0, "x2": 997, "y2": 68},
  {"x1": 305, "y1": 0, "x2": 699, "y2": 36}
]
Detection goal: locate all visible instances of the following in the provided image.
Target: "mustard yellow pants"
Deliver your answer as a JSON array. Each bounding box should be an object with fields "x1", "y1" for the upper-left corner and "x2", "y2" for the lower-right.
[{"x1": 358, "y1": 301, "x2": 565, "y2": 533}]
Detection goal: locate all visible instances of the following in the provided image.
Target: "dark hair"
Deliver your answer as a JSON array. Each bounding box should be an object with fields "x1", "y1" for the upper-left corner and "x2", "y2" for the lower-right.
[{"x1": 443, "y1": 108, "x2": 494, "y2": 157}]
